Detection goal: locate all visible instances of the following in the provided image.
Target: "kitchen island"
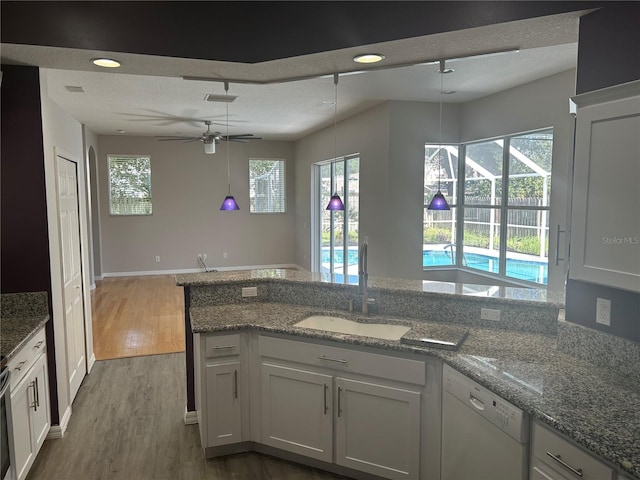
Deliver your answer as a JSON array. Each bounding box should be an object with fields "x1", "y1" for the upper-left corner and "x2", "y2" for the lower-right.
[{"x1": 176, "y1": 269, "x2": 640, "y2": 479}]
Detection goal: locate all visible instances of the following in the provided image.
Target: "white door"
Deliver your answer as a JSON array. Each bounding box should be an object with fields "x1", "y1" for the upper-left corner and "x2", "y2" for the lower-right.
[
  {"x1": 335, "y1": 377, "x2": 421, "y2": 480},
  {"x1": 261, "y1": 363, "x2": 333, "y2": 462},
  {"x1": 57, "y1": 156, "x2": 87, "y2": 402}
]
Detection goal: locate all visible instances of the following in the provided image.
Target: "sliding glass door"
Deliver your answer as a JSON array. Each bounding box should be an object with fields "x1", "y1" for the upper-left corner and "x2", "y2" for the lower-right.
[{"x1": 313, "y1": 155, "x2": 359, "y2": 280}]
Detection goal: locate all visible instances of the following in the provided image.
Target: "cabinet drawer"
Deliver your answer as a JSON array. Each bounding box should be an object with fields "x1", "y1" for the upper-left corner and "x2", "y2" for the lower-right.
[
  {"x1": 259, "y1": 335, "x2": 425, "y2": 386},
  {"x1": 532, "y1": 422, "x2": 615, "y2": 480},
  {"x1": 7, "y1": 327, "x2": 46, "y2": 390},
  {"x1": 204, "y1": 334, "x2": 241, "y2": 358}
]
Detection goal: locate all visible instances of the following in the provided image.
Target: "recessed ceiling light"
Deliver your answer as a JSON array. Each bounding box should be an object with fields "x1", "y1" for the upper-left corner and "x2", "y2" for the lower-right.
[
  {"x1": 353, "y1": 53, "x2": 385, "y2": 64},
  {"x1": 92, "y1": 58, "x2": 121, "y2": 68},
  {"x1": 441, "y1": 90, "x2": 457, "y2": 95},
  {"x1": 116, "y1": 129, "x2": 126, "y2": 134}
]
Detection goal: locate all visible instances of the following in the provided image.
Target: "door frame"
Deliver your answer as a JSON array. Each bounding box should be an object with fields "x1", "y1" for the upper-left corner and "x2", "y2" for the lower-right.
[{"x1": 46, "y1": 147, "x2": 94, "y2": 436}]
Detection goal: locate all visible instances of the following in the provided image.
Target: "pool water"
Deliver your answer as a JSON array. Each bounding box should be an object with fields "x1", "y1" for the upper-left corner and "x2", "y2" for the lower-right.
[
  {"x1": 422, "y1": 249, "x2": 548, "y2": 284},
  {"x1": 321, "y1": 247, "x2": 548, "y2": 285}
]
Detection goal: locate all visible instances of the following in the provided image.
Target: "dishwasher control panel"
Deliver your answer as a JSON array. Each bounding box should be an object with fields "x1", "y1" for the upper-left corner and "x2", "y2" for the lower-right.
[{"x1": 443, "y1": 364, "x2": 528, "y2": 443}]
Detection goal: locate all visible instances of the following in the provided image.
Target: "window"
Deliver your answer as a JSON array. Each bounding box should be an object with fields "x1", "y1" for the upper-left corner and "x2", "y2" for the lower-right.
[
  {"x1": 312, "y1": 155, "x2": 360, "y2": 280},
  {"x1": 249, "y1": 158, "x2": 286, "y2": 213},
  {"x1": 423, "y1": 129, "x2": 553, "y2": 285},
  {"x1": 108, "y1": 155, "x2": 152, "y2": 215}
]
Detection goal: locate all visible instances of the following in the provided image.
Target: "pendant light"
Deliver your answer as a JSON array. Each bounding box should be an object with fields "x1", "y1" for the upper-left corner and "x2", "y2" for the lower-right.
[
  {"x1": 427, "y1": 60, "x2": 451, "y2": 211},
  {"x1": 220, "y1": 81, "x2": 239, "y2": 211},
  {"x1": 326, "y1": 73, "x2": 345, "y2": 211}
]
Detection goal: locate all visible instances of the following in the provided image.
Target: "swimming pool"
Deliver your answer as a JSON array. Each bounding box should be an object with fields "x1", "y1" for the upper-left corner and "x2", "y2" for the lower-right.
[
  {"x1": 321, "y1": 246, "x2": 548, "y2": 285},
  {"x1": 422, "y1": 249, "x2": 548, "y2": 284}
]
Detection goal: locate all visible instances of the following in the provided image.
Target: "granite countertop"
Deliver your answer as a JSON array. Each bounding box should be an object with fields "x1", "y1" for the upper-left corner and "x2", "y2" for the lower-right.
[
  {"x1": 1, "y1": 315, "x2": 49, "y2": 361},
  {"x1": 1, "y1": 291, "x2": 50, "y2": 362},
  {"x1": 190, "y1": 302, "x2": 640, "y2": 479},
  {"x1": 176, "y1": 268, "x2": 565, "y2": 307}
]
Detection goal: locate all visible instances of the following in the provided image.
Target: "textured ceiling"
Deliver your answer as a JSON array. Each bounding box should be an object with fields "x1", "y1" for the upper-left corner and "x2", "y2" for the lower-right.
[{"x1": 1, "y1": 2, "x2": 590, "y2": 140}]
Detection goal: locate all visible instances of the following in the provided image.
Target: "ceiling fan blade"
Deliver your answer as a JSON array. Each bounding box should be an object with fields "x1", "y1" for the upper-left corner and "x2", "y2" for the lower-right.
[
  {"x1": 156, "y1": 136, "x2": 201, "y2": 142},
  {"x1": 220, "y1": 134, "x2": 262, "y2": 142}
]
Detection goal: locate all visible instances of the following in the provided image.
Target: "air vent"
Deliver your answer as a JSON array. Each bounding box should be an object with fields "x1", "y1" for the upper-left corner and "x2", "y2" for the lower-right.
[
  {"x1": 204, "y1": 93, "x2": 237, "y2": 103},
  {"x1": 64, "y1": 85, "x2": 85, "y2": 93}
]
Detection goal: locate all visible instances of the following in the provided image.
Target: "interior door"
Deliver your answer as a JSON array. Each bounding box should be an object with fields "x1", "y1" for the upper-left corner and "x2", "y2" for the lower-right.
[{"x1": 57, "y1": 155, "x2": 87, "y2": 402}]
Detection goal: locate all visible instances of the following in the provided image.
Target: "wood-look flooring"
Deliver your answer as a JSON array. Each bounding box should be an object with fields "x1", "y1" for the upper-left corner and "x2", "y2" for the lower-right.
[
  {"x1": 91, "y1": 275, "x2": 185, "y2": 360},
  {"x1": 27, "y1": 353, "x2": 352, "y2": 480}
]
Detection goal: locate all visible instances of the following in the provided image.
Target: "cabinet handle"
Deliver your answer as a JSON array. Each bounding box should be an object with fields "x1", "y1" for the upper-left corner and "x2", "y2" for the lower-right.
[
  {"x1": 35, "y1": 376, "x2": 40, "y2": 408},
  {"x1": 337, "y1": 385, "x2": 343, "y2": 418},
  {"x1": 34, "y1": 341, "x2": 45, "y2": 349},
  {"x1": 29, "y1": 381, "x2": 37, "y2": 411},
  {"x1": 323, "y1": 384, "x2": 328, "y2": 415},
  {"x1": 15, "y1": 361, "x2": 27, "y2": 371},
  {"x1": 318, "y1": 355, "x2": 347, "y2": 364},
  {"x1": 233, "y1": 370, "x2": 238, "y2": 399},
  {"x1": 555, "y1": 225, "x2": 566, "y2": 266},
  {"x1": 546, "y1": 452, "x2": 583, "y2": 477}
]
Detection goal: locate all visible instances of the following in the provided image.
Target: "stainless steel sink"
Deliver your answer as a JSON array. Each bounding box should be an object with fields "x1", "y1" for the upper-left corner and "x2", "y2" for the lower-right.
[{"x1": 293, "y1": 315, "x2": 411, "y2": 340}]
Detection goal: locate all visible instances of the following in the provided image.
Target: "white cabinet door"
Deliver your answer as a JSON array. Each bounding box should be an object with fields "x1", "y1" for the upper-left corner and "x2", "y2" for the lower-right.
[
  {"x1": 205, "y1": 361, "x2": 241, "y2": 447},
  {"x1": 8, "y1": 353, "x2": 50, "y2": 480},
  {"x1": 570, "y1": 85, "x2": 640, "y2": 291},
  {"x1": 261, "y1": 363, "x2": 333, "y2": 462},
  {"x1": 28, "y1": 354, "x2": 50, "y2": 453},
  {"x1": 335, "y1": 377, "x2": 421, "y2": 480},
  {"x1": 9, "y1": 373, "x2": 35, "y2": 480}
]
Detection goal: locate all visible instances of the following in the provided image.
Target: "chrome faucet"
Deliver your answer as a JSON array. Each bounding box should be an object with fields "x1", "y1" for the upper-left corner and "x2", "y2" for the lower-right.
[
  {"x1": 356, "y1": 241, "x2": 376, "y2": 315},
  {"x1": 358, "y1": 241, "x2": 368, "y2": 294}
]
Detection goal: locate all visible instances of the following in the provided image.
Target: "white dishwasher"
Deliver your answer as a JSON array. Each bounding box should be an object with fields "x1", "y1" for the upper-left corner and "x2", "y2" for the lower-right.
[{"x1": 441, "y1": 364, "x2": 529, "y2": 480}]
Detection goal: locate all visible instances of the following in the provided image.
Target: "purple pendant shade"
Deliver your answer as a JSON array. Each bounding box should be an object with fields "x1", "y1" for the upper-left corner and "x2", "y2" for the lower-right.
[
  {"x1": 427, "y1": 190, "x2": 450, "y2": 210},
  {"x1": 326, "y1": 194, "x2": 345, "y2": 211},
  {"x1": 220, "y1": 195, "x2": 240, "y2": 211}
]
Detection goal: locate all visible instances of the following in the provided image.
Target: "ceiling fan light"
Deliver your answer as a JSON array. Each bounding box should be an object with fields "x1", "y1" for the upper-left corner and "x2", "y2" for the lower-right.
[
  {"x1": 220, "y1": 195, "x2": 240, "y2": 211},
  {"x1": 204, "y1": 139, "x2": 215, "y2": 154}
]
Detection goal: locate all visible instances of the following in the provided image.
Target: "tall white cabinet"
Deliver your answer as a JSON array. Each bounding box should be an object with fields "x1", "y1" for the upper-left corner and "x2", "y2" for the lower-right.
[{"x1": 569, "y1": 80, "x2": 640, "y2": 292}]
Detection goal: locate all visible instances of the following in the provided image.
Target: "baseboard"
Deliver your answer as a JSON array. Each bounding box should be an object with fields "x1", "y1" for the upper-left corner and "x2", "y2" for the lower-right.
[
  {"x1": 184, "y1": 408, "x2": 198, "y2": 425},
  {"x1": 87, "y1": 352, "x2": 96, "y2": 373},
  {"x1": 47, "y1": 405, "x2": 72, "y2": 439},
  {"x1": 103, "y1": 264, "x2": 300, "y2": 278}
]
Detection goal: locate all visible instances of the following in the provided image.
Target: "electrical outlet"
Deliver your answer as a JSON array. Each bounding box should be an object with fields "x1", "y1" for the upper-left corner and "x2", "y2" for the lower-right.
[
  {"x1": 202, "y1": 253, "x2": 207, "y2": 260},
  {"x1": 223, "y1": 252, "x2": 228, "y2": 259},
  {"x1": 481, "y1": 308, "x2": 501, "y2": 321},
  {"x1": 155, "y1": 255, "x2": 160, "y2": 263},
  {"x1": 242, "y1": 286, "x2": 258, "y2": 297},
  {"x1": 596, "y1": 298, "x2": 611, "y2": 326}
]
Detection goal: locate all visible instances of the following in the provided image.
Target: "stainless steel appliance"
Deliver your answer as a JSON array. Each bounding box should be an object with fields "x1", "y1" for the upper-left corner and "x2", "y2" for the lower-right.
[
  {"x1": 1, "y1": 357, "x2": 12, "y2": 480},
  {"x1": 441, "y1": 364, "x2": 529, "y2": 480}
]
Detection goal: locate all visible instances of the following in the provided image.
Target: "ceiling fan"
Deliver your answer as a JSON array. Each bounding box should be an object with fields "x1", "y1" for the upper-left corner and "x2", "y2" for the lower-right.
[{"x1": 156, "y1": 120, "x2": 261, "y2": 154}]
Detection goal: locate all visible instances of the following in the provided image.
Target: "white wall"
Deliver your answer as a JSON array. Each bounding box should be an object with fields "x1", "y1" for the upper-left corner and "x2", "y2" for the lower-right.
[
  {"x1": 294, "y1": 103, "x2": 392, "y2": 276},
  {"x1": 294, "y1": 70, "x2": 576, "y2": 286},
  {"x1": 40, "y1": 70, "x2": 94, "y2": 433},
  {"x1": 97, "y1": 135, "x2": 296, "y2": 275}
]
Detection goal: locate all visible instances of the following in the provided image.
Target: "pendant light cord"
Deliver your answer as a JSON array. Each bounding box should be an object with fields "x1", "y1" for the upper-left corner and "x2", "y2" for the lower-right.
[
  {"x1": 334, "y1": 73, "x2": 338, "y2": 162},
  {"x1": 225, "y1": 81, "x2": 231, "y2": 195},
  {"x1": 438, "y1": 60, "x2": 444, "y2": 192}
]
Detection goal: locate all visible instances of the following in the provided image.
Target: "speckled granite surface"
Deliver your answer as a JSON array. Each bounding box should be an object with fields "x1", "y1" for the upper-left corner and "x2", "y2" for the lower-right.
[
  {"x1": 1, "y1": 292, "x2": 50, "y2": 361},
  {"x1": 179, "y1": 269, "x2": 561, "y2": 334},
  {"x1": 176, "y1": 268, "x2": 565, "y2": 307},
  {"x1": 189, "y1": 302, "x2": 640, "y2": 479}
]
